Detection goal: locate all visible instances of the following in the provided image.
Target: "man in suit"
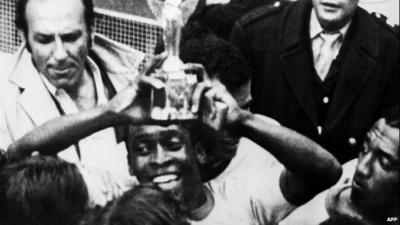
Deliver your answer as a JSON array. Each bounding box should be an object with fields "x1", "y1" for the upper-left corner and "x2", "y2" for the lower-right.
[{"x1": 230, "y1": 0, "x2": 399, "y2": 163}]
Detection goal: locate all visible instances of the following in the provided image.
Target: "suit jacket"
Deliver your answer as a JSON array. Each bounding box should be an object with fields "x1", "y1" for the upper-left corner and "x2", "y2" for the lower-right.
[
  {"x1": 230, "y1": 0, "x2": 399, "y2": 162},
  {"x1": 0, "y1": 34, "x2": 144, "y2": 163}
]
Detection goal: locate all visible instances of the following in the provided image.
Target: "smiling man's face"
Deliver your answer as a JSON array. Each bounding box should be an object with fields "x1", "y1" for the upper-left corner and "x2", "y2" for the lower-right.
[
  {"x1": 312, "y1": 0, "x2": 359, "y2": 31},
  {"x1": 127, "y1": 124, "x2": 203, "y2": 203},
  {"x1": 351, "y1": 119, "x2": 399, "y2": 214}
]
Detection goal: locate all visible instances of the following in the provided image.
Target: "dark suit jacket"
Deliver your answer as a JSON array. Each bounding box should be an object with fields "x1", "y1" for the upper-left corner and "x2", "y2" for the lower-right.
[{"x1": 230, "y1": 0, "x2": 399, "y2": 163}]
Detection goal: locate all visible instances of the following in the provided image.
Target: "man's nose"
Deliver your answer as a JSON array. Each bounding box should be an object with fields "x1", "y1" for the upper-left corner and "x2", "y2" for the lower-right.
[
  {"x1": 53, "y1": 37, "x2": 68, "y2": 61},
  {"x1": 151, "y1": 144, "x2": 170, "y2": 165},
  {"x1": 355, "y1": 151, "x2": 373, "y2": 178}
]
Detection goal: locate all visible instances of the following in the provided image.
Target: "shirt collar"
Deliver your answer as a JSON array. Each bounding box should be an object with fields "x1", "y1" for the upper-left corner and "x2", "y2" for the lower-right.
[
  {"x1": 40, "y1": 56, "x2": 106, "y2": 104},
  {"x1": 309, "y1": 9, "x2": 352, "y2": 39}
]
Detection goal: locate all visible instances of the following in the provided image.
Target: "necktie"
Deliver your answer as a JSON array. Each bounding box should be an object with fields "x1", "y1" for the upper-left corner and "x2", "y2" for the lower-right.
[{"x1": 314, "y1": 32, "x2": 342, "y2": 81}]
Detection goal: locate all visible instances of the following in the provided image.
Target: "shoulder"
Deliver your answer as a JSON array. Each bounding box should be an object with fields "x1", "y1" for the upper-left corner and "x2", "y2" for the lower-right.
[
  {"x1": 356, "y1": 8, "x2": 399, "y2": 40},
  {"x1": 370, "y1": 12, "x2": 399, "y2": 35},
  {"x1": 237, "y1": 0, "x2": 289, "y2": 27}
]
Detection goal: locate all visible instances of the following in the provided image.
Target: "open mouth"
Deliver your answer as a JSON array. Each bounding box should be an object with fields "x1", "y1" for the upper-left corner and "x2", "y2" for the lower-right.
[{"x1": 151, "y1": 173, "x2": 182, "y2": 190}]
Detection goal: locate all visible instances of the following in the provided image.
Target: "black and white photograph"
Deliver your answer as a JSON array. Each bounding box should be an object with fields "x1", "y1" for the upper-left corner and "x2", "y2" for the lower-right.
[{"x1": 0, "y1": 0, "x2": 398, "y2": 224}]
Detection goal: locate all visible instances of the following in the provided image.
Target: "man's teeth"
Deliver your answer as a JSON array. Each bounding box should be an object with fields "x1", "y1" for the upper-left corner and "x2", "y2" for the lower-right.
[{"x1": 152, "y1": 174, "x2": 178, "y2": 183}]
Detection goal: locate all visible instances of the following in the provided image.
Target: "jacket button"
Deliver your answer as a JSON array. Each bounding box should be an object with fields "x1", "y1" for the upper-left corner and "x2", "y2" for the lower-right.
[
  {"x1": 317, "y1": 126, "x2": 322, "y2": 135},
  {"x1": 348, "y1": 137, "x2": 357, "y2": 146},
  {"x1": 323, "y1": 97, "x2": 329, "y2": 104}
]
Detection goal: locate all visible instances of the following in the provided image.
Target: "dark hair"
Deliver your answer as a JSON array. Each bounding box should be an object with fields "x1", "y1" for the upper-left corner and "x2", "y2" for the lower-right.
[
  {"x1": 0, "y1": 156, "x2": 89, "y2": 225},
  {"x1": 180, "y1": 22, "x2": 252, "y2": 93},
  {"x1": 90, "y1": 185, "x2": 189, "y2": 225},
  {"x1": 154, "y1": 21, "x2": 252, "y2": 92},
  {"x1": 15, "y1": 0, "x2": 94, "y2": 35},
  {"x1": 382, "y1": 105, "x2": 399, "y2": 129}
]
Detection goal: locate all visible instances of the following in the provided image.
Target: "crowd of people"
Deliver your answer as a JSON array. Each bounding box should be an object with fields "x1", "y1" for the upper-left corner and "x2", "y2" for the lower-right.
[{"x1": 0, "y1": 0, "x2": 398, "y2": 224}]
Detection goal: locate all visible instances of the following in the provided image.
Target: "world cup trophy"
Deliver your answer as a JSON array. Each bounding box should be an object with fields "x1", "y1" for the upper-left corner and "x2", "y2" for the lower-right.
[{"x1": 148, "y1": 0, "x2": 199, "y2": 120}]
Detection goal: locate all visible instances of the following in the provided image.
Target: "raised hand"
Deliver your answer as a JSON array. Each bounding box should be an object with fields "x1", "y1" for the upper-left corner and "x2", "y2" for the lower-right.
[{"x1": 200, "y1": 79, "x2": 243, "y2": 131}]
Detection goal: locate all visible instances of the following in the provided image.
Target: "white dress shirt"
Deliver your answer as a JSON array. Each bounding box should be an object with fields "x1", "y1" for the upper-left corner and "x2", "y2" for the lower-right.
[{"x1": 310, "y1": 9, "x2": 351, "y2": 81}]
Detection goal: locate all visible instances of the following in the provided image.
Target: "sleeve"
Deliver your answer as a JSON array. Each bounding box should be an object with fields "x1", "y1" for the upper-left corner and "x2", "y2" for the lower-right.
[
  {"x1": 0, "y1": 93, "x2": 13, "y2": 150},
  {"x1": 247, "y1": 165, "x2": 296, "y2": 224},
  {"x1": 278, "y1": 159, "x2": 358, "y2": 225},
  {"x1": 77, "y1": 164, "x2": 139, "y2": 208}
]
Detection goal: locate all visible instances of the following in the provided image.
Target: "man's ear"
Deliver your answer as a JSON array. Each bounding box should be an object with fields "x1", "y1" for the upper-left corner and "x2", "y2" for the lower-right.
[
  {"x1": 18, "y1": 29, "x2": 31, "y2": 52},
  {"x1": 194, "y1": 143, "x2": 207, "y2": 165},
  {"x1": 89, "y1": 27, "x2": 95, "y2": 49}
]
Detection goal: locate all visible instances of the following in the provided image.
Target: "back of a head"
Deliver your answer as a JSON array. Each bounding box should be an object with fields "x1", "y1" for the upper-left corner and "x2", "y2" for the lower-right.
[
  {"x1": 108, "y1": 185, "x2": 189, "y2": 225},
  {"x1": 0, "y1": 156, "x2": 89, "y2": 225},
  {"x1": 180, "y1": 22, "x2": 252, "y2": 93},
  {"x1": 383, "y1": 105, "x2": 400, "y2": 129}
]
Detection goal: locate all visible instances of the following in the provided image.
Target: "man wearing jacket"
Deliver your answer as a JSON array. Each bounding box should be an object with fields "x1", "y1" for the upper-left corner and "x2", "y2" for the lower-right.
[
  {"x1": 230, "y1": 0, "x2": 399, "y2": 163},
  {"x1": 0, "y1": 0, "x2": 144, "y2": 172}
]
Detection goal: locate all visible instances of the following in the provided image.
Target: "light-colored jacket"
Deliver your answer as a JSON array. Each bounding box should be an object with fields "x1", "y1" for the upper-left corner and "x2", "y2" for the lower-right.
[{"x1": 0, "y1": 34, "x2": 144, "y2": 161}]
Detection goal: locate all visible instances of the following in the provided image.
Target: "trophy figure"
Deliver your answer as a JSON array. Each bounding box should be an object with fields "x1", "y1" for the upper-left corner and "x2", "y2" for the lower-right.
[{"x1": 148, "y1": 0, "x2": 199, "y2": 120}]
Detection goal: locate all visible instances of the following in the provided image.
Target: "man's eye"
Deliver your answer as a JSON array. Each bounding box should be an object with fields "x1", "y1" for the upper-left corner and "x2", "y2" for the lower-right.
[
  {"x1": 35, "y1": 36, "x2": 53, "y2": 44},
  {"x1": 164, "y1": 137, "x2": 184, "y2": 151},
  {"x1": 378, "y1": 154, "x2": 396, "y2": 170},
  {"x1": 379, "y1": 156, "x2": 392, "y2": 169},
  {"x1": 360, "y1": 145, "x2": 369, "y2": 155},
  {"x1": 62, "y1": 33, "x2": 81, "y2": 43},
  {"x1": 135, "y1": 143, "x2": 151, "y2": 156}
]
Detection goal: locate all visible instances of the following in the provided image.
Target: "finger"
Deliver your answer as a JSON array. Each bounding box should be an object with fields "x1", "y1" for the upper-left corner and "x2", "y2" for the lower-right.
[
  {"x1": 182, "y1": 63, "x2": 210, "y2": 81},
  {"x1": 139, "y1": 76, "x2": 165, "y2": 90},
  {"x1": 208, "y1": 80, "x2": 237, "y2": 105},
  {"x1": 144, "y1": 52, "x2": 167, "y2": 76},
  {"x1": 204, "y1": 89, "x2": 217, "y2": 118},
  {"x1": 191, "y1": 81, "x2": 211, "y2": 113}
]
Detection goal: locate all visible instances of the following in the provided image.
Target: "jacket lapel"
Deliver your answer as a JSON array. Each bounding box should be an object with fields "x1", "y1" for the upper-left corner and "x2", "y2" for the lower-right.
[
  {"x1": 9, "y1": 35, "x2": 145, "y2": 127},
  {"x1": 325, "y1": 8, "x2": 379, "y2": 131},
  {"x1": 8, "y1": 47, "x2": 61, "y2": 126},
  {"x1": 279, "y1": 0, "x2": 318, "y2": 126}
]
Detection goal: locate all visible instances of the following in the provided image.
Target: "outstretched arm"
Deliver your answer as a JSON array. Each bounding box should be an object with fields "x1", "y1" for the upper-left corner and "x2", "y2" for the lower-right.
[
  {"x1": 205, "y1": 81, "x2": 342, "y2": 205},
  {"x1": 238, "y1": 111, "x2": 342, "y2": 205},
  {"x1": 6, "y1": 76, "x2": 162, "y2": 161}
]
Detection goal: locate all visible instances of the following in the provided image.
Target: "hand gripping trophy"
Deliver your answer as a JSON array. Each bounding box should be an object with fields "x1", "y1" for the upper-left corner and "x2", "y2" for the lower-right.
[{"x1": 148, "y1": 0, "x2": 200, "y2": 120}]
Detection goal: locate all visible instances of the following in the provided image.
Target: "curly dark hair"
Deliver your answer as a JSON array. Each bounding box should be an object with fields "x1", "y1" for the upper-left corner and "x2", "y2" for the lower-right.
[
  {"x1": 154, "y1": 21, "x2": 252, "y2": 93},
  {"x1": 180, "y1": 22, "x2": 252, "y2": 93},
  {"x1": 382, "y1": 105, "x2": 399, "y2": 129}
]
